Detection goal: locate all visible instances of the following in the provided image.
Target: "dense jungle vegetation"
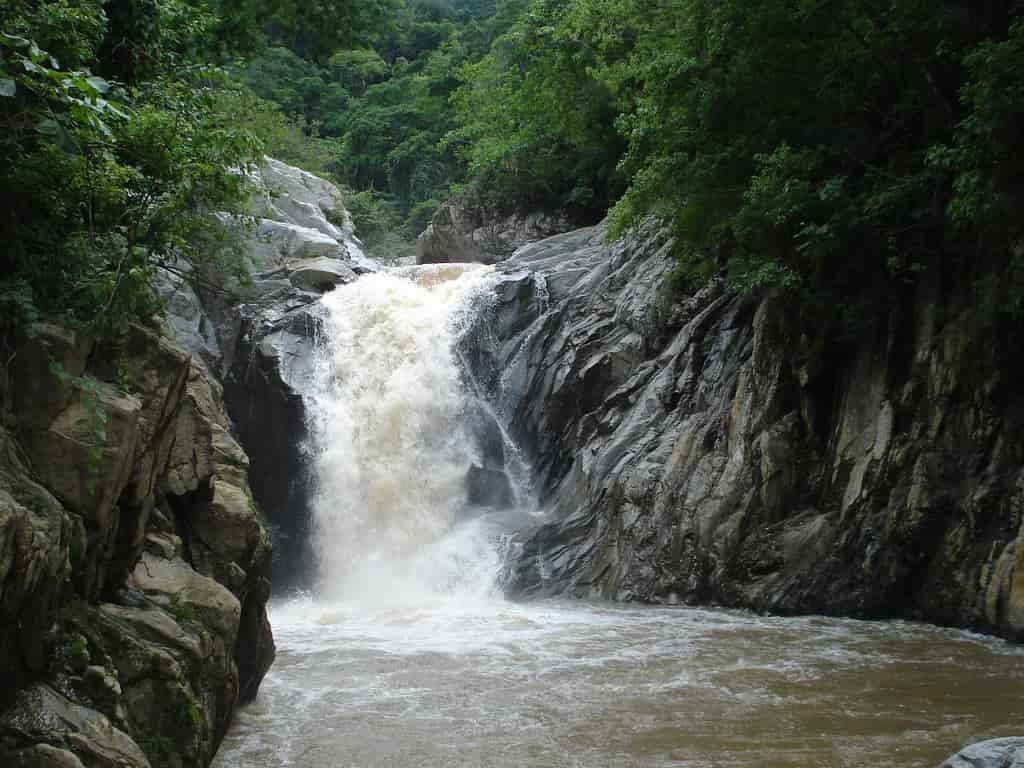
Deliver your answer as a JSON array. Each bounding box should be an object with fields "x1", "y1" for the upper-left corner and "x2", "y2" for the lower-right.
[{"x1": 2, "y1": 0, "x2": 1023, "y2": 338}]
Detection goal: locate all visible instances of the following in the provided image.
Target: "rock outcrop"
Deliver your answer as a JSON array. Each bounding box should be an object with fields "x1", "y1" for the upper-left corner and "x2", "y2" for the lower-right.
[
  {"x1": 0, "y1": 155, "x2": 356, "y2": 767},
  {"x1": 416, "y1": 198, "x2": 571, "y2": 266},
  {"x1": 0, "y1": 321, "x2": 274, "y2": 767},
  {"x1": 161, "y1": 157, "x2": 368, "y2": 588},
  {"x1": 470, "y1": 220, "x2": 1024, "y2": 641},
  {"x1": 0, "y1": 156, "x2": 362, "y2": 766},
  {"x1": 939, "y1": 738, "x2": 1024, "y2": 767}
]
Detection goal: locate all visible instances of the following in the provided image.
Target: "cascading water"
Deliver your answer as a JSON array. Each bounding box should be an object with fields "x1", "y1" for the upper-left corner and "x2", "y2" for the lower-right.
[
  {"x1": 307, "y1": 263, "x2": 510, "y2": 603},
  {"x1": 213, "y1": 261, "x2": 1024, "y2": 768}
]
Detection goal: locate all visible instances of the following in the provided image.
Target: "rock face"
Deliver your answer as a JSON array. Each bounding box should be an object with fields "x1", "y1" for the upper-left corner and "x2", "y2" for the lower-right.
[
  {"x1": 416, "y1": 198, "x2": 571, "y2": 265},
  {"x1": 470, "y1": 220, "x2": 1024, "y2": 640},
  {"x1": 161, "y1": 157, "x2": 368, "y2": 588},
  {"x1": 0, "y1": 321, "x2": 274, "y2": 767},
  {"x1": 938, "y1": 738, "x2": 1024, "y2": 767},
  {"x1": 0, "y1": 156, "x2": 363, "y2": 766}
]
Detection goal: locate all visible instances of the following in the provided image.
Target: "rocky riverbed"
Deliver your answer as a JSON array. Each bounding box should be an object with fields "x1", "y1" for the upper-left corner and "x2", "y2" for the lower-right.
[{"x1": 3, "y1": 158, "x2": 1022, "y2": 767}]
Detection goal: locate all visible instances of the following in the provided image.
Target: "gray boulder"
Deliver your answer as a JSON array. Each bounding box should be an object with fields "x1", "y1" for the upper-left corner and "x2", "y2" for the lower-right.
[
  {"x1": 938, "y1": 738, "x2": 1024, "y2": 767},
  {"x1": 287, "y1": 257, "x2": 357, "y2": 292},
  {"x1": 416, "y1": 198, "x2": 571, "y2": 265},
  {"x1": 250, "y1": 155, "x2": 354, "y2": 240},
  {"x1": 0, "y1": 685, "x2": 150, "y2": 768},
  {"x1": 157, "y1": 157, "x2": 368, "y2": 588}
]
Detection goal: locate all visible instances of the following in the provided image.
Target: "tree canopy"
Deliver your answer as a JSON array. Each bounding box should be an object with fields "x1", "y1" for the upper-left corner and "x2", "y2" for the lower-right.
[
  {"x1": 0, "y1": 0, "x2": 266, "y2": 337},
  {"x1": 4, "y1": 0, "x2": 1024, "y2": 336},
  {"x1": 449, "y1": 0, "x2": 1024, "y2": 319}
]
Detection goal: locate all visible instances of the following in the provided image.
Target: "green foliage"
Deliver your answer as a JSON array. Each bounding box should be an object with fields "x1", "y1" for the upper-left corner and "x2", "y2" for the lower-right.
[
  {"x1": 212, "y1": 85, "x2": 341, "y2": 180},
  {"x1": 446, "y1": 0, "x2": 623, "y2": 218},
  {"x1": 448, "y1": 0, "x2": 1024, "y2": 320},
  {"x1": 179, "y1": 697, "x2": 205, "y2": 731},
  {"x1": 245, "y1": 0, "x2": 522, "y2": 247},
  {"x1": 166, "y1": 595, "x2": 197, "y2": 624},
  {"x1": 328, "y1": 48, "x2": 389, "y2": 95},
  {"x1": 62, "y1": 633, "x2": 91, "y2": 669},
  {"x1": 342, "y1": 188, "x2": 416, "y2": 260},
  {"x1": 10, "y1": 0, "x2": 1020, "y2": 340},
  {"x1": 406, "y1": 198, "x2": 442, "y2": 238},
  {"x1": 266, "y1": 0, "x2": 401, "y2": 62},
  {"x1": 1, "y1": 0, "x2": 269, "y2": 341},
  {"x1": 49, "y1": 363, "x2": 108, "y2": 494},
  {"x1": 138, "y1": 732, "x2": 176, "y2": 760}
]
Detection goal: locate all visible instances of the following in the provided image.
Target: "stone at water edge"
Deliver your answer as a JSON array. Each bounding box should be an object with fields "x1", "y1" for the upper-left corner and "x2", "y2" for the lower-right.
[
  {"x1": 476, "y1": 213, "x2": 1024, "y2": 640},
  {"x1": 938, "y1": 737, "x2": 1024, "y2": 767},
  {"x1": 416, "y1": 197, "x2": 572, "y2": 265},
  {"x1": 465, "y1": 464, "x2": 515, "y2": 508},
  {"x1": 288, "y1": 257, "x2": 357, "y2": 292}
]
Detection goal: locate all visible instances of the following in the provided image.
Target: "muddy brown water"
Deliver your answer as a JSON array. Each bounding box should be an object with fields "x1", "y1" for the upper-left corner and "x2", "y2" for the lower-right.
[{"x1": 213, "y1": 596, "x2": 1024, "y2": 768}]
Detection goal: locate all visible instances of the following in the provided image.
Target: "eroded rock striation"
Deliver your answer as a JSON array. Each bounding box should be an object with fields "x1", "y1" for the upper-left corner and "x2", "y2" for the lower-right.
[
  {"x1": 0, "y1": 322, "x2": 273, "y2": 767},
  {"x1": 0, "y1": 156, "x2": 360, "y2": 767},
  {"x1": 470, "y1": 220, "x2": 1024, "y2": 641}
]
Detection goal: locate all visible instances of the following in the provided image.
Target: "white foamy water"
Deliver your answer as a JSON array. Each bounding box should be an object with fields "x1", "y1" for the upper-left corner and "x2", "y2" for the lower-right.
[
  {"x1": 213, "y1": 263, "x2": 1024, "y2": 767},
  {"x1": 307, "y1": 263, "x2": 501, "y2": 604},
  {"x1": 215, "y1": 597, "x2": 1024, "y2": 767}
]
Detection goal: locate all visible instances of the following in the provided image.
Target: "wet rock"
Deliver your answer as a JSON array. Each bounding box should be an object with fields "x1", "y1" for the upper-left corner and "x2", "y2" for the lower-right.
[
  {"x1": 6, "y1": 324, "x2": 93, "y2": 434},
  {"x1": 466, "y1": 465, "x2": 514, "y2": 508},
  {"x1": 250, "y1": 219, "x2": 347, "y2": 267},
  {"x1": 938, "y1": 737, "x2": 1024, "y2": 767},
  {"x1": 416, "y1": 198, "x2": 572, "y2": 265},
  {"x1": 0, "y1": 429, "x2": 77, "y2": 710},
  {"x1": 472, "y1": 217, "x2": 1024, "y2": 640},
  {"x1": 3, "y1": 743, "x2": 88, "y2": 768},
  {"x1": 158, "y1": 157, "x2": 364, "y2": 591},
  {"x1": 250, "y1": 156, "x2": 354, "y2": 240},
  {"x1": 131, "y1": 553, "x2": 241, "y2": 643},
  {"x1": 1, "y1": 315, "x2": 274, "y2": 766},
  {"x1": 0, "y1": 156, "x2": 352, "y2": 766},
  {"x1": 287, "y1": 257, "x2": 357, "y2": 292},
  {"x1": 0, "y1": 685, "x2": 149, "y2": 768},
  {"x1": 223, "y1": 306, "x2": 317, "y2": 590}
]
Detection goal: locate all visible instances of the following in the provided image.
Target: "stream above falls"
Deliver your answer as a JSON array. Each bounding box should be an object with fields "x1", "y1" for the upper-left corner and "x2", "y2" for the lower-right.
[{"x1": 214, "y1": 261, "x2": 1024, "y2": 768}]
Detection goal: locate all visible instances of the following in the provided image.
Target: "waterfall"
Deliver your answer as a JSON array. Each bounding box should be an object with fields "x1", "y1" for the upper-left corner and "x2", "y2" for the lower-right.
[{"x1": 306, "y1": 262, "x2": 509, "y2": 604}]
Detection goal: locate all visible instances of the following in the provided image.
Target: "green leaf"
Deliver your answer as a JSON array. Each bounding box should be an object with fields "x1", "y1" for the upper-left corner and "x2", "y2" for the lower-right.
[
  {"x1": 86, "y1": 75, "x2": 110, "y2": 94},
  {"x1": 0, "y1": 79, "x2": 14, "y2": 97},
  {"x1": 37, "y1": 118, "x2": 60, "y2": 136},
  {"x1": 0, "y1": 33, "x2": 31, "y2": 49},
  {"x1": 36, "y1": 117, "x2": 79, "y2": 153}
]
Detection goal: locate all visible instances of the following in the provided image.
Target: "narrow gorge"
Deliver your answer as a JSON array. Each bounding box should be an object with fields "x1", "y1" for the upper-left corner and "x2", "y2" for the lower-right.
[{"x1": 3, "y1": 159, "x2": 1023, "y2": 768}]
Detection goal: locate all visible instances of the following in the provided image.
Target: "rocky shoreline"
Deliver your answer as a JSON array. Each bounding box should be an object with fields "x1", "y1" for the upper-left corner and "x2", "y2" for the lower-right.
[
  {"x1": 468, "y1": 220, "x2": 1024, "y2": 642},
  {"x1": 2, "y1": 157, "x2": 1020, "y2": 767},
  {"x1": 0, "y1": 157, "x2": 366, "y2": 767}
]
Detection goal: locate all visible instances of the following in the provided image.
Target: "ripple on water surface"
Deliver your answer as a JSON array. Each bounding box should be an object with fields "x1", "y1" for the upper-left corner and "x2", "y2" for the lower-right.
[{"x1": 212, "y1": 597, "x2": 1024, "y2": 768}]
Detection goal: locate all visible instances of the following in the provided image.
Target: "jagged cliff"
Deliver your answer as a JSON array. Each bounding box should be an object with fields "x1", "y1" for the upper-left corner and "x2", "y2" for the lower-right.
[
  {"x1": 0, "y1": 157, "x2": 364, "y2": 767},
  {"x1": 470, "y1": 220, "x2": 1024, "y2": 641},
  {"x1": 0, "y1": 322, "x2": 273, "y2": 768},
  {"x1": 161, "y1": 157, "x2": 370, "y2": 588},
  {"x1": 417, "y1": 197, "x2": 572, "y2": 266}
]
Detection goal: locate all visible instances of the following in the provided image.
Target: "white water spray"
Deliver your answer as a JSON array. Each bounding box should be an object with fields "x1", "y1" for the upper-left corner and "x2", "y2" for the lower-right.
[{"x1": 307, "y1": 263, "x2": 501, "y2": 604}]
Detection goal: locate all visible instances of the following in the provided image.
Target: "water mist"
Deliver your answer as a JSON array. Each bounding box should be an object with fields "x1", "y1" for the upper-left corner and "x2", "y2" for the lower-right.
[{"x1": 306, "y1": 263, "x2": 501, "y2": 605}]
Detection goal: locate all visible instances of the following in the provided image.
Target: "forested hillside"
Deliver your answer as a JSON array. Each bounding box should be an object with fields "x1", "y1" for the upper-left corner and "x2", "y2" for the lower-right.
[
  {"x1": 3, "y1": 0, "x2": 1023, "y2": 338},
  {"x1": 235, "y1": 0, "x2": 520, "y2": 256},
  {"x1": 453, "y1": 1, "x2": 1024, "y2": 329}
]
